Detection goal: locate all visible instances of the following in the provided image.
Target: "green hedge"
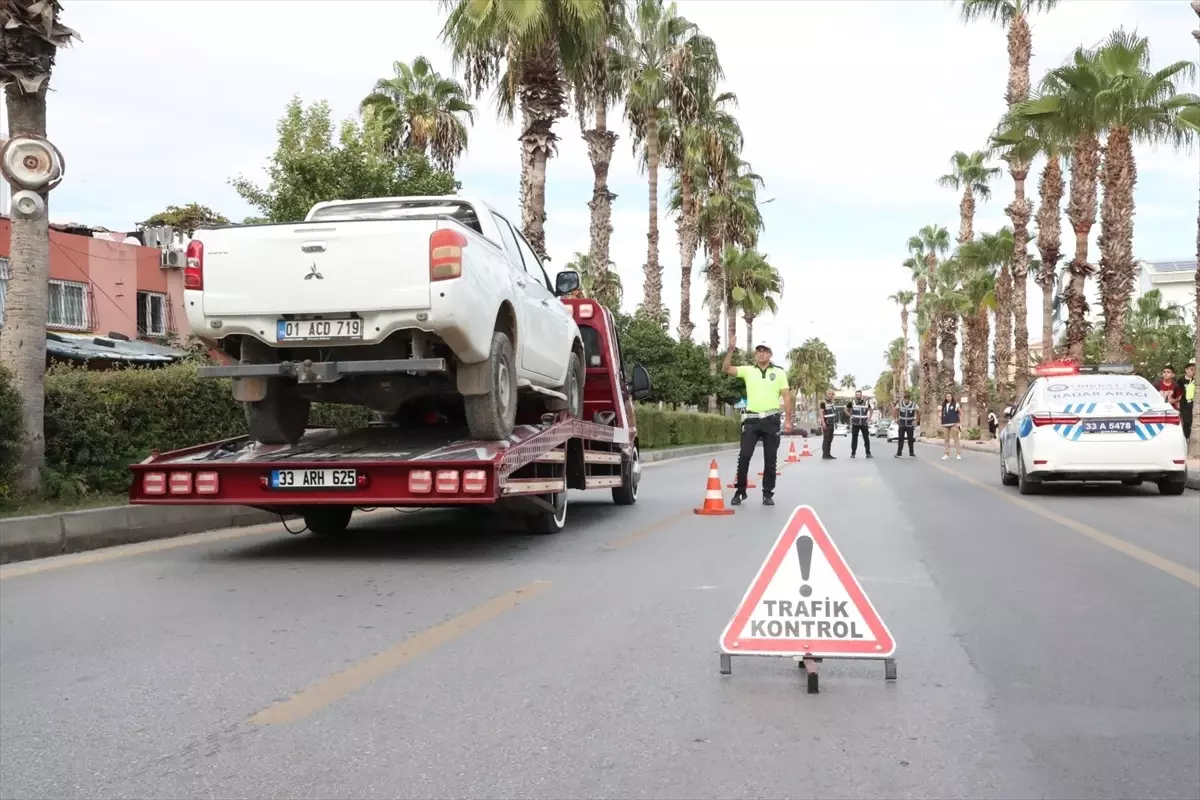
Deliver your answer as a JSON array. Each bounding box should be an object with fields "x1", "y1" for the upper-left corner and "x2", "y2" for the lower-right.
[
  {"x1": 0, "y1": 365, "x2": 22, "y2": 502},
  {"x1": 634, "y1": 403, "x2": 740, "y2": 450},
  {"x1": 6, "y1": 364, "x2": 741, "y2": 499}
]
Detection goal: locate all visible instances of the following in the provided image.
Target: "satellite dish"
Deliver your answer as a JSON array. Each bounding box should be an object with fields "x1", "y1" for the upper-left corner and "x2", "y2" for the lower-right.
[{"x1": 122, "y1": 236, "x2": 140, "y2": 246}]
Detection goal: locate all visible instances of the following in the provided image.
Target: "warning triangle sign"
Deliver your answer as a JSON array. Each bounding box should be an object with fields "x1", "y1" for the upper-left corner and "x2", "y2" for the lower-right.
[{"x1": 719, "y1": 505, "x2": 896, "y2": 658}]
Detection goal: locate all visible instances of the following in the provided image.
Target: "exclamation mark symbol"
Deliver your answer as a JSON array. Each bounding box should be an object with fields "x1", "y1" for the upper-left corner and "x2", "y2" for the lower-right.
[{"x1": 795, "y1": 535, "x2": 813, "y2": 598}]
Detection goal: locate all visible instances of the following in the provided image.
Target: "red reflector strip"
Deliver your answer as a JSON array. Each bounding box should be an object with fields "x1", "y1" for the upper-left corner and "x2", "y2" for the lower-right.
[
  {"x1": 143, "y1": 472, "x2": 167, "y2": 495},
  {"x1": 1173, "y1": 459, "x2": 1186, "y2": 465},
  {"x1": 436, "y1": 470, "x2": 460, "y2": 493},
  {"x1": 195, "y1": 471, "x2": 219, "y2": 495},
  {"x1": 409, "y1": 470, "x2": 432, "y2": 494},
  {"x1": 168, "y1": 472, "x2": 192, "y2": 495},
  {"x1": 462, "y1": 469, "x2": 487, "y2": 493},
  {"x1": 1138, "y1": 413, "x2": 1180, "y2": 425}
]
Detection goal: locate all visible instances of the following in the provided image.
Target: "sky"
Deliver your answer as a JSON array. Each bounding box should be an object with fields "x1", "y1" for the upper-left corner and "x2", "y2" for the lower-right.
[{"x1": 36, "y1": 0, "x2": 1200, "y2": 388}]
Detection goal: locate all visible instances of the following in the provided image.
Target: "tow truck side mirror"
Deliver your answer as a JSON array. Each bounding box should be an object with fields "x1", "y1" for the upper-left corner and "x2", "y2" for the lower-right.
[
  {"x1": 630, "y1": 363, "x2": 651, "y2": 401},
  {"x1": 554, "y1": 270, "x2": 581, "y2": 297}
]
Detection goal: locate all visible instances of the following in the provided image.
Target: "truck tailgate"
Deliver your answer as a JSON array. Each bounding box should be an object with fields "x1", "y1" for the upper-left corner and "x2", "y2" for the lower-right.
[{"x1": 198, "y1": 220, "x2": 441, "y2": 315}]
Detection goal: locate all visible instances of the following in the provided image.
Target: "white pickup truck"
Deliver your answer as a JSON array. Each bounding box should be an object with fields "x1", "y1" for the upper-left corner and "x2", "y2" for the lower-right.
[{"x1": 186, "y1": 196, "x2": 586, "y2": 445}]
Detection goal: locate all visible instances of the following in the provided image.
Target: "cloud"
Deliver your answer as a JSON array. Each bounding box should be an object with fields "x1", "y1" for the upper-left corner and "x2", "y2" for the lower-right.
[{"x1": 37, "y1": 0, "x2": 1199, "y2": 385}]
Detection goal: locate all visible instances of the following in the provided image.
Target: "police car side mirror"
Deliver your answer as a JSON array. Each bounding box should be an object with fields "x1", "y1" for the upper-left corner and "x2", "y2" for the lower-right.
[{"x1": 630, "y1": 363, "x2": 651, "y2": 401}]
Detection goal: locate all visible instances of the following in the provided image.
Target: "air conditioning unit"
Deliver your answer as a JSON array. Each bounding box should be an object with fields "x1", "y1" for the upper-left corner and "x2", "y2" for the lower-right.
[{"x1": 160, "y1": 249, "x2": 186, "y2": 269}]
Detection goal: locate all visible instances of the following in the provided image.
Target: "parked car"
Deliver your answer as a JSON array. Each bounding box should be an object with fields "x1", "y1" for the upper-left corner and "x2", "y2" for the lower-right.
[
  {"x1": 874, "y1": 419, "x2": 890, "y2": 438},
  {"x1": 186, "y1": 196, "x2": 586, "y2": 445},
  {"x1": 886, "y1": 421, "x2": 922, "y2": 442},
  {"x1": 833, "y1": 422, "x2": 849, "y2": 437}
]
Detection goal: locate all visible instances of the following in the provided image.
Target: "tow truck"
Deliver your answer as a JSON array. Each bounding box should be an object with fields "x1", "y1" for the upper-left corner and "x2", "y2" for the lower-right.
[{"x1": 128, "y1": 299, "x2": 652, "y2": 535}]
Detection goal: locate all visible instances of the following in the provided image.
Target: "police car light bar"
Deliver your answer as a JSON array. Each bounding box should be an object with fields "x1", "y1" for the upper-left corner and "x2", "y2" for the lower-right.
[
  {"x1": 1034, "y1": 361, "x2": 1079, "y2": 376},
  {"x1": 1033, "y1": 361, "x2": 1135, "y2": 377}
]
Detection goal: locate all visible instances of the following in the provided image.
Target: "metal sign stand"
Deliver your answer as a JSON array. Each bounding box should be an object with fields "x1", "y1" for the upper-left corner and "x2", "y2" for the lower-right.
[{"x1": 719, "y1": 651, "x2": 897, "y2": 694}]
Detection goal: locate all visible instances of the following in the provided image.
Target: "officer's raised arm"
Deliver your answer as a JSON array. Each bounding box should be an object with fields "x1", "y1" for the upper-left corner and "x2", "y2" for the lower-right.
[{"x1": 722, "y1": 344, "x2": 740, "y2": 377}]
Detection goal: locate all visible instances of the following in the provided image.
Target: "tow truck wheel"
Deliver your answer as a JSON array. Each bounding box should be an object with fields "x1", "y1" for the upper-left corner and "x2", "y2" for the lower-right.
[
  {"x1": 612, "y1": 446, "x2": 640, "y2": 505},
  {"x1": 464, "y1": 331, "x2": 518, "y2": 441},
  {"x1": 528, "y1": 491, "x2": 568, "y2": 535},
  {"x1": 303, "y1": 505, "x2": 353, "y2": 536}
]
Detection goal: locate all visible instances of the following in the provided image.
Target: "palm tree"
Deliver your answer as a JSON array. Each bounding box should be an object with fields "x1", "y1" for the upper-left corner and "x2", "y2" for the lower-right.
[
  {"x1": 700, "y1": 159, "x2": 764, "y2": 355},
  {"x1": 907, "y1": 224, "x2": 950, "y2": 423},
  {"x1": 726, "y1": 249, "x2": 783, "y2": 353},
  {"x1": 930, "y1": 258, "x2": 968, "y2": 395},
  {"x1": 971, "y1": 227, "x2": 1017, "y2": 405},
  {"x1": 440, "y1": 0, "x2": 606, "y2": 262},
  {"x1": 0, "y1": 0, "x2": 79, "y2": 492},
  {"x1": 889, "y1": 289, "x2": 916, "y2": 394},
  {"x1": 1087, "y1": 30, "x2": 1199, "y2": 362},
  {"x1": 359, "y1": 55, "x2": 475, "y2": 170},
  {"x1": 565, "y1": 251, "x2": 623, "y2": 312},
  {"x1": 937, "y1": 150, "x2": 1001, "y2": 244},
  {"x1": 787, "y1": 338, "x2": 837, "y2": 420},
  {"x1": 884, "y1": 337, "x2": 909, "y2": 403},
  {"x1": 615, "y1": 0, "x2": 720, "y2": 319},
  {"x1": 572, "y1": 0, "x2": 628, "y2": 297},
  {"x1": 840, "y1": 374, "x2": 857, "y2": 390},
  {"x1": 959, "y1": 240, "x2": 1000, "y2": 429}
]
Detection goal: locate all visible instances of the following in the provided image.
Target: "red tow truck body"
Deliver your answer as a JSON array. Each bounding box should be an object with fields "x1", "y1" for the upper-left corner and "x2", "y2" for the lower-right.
[{"x1": 129, "y1": 299, "x2": 648, "y2": 532}]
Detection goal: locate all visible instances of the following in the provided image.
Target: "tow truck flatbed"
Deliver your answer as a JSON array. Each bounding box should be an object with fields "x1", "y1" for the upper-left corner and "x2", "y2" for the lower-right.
[{"x1": 128, "y1": 298, "x2": 652, "y2": 535}]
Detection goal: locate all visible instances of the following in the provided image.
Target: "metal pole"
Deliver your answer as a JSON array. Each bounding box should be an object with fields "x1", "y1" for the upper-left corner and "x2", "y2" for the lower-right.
[{"x1": 1, "y1": 88, "x2": 9, "y2": 218}]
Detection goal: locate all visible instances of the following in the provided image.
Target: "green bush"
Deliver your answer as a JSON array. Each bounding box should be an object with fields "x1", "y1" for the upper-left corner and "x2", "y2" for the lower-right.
[
  {"x1": 634, "y1": 403, "x2": 740, "y2": 450},
  {"x1": 43, "y1": 363, "x2": 366, "y2": 495},
  {"x1": 0, "y1": 364, "x2": 22, "y2": 502}
]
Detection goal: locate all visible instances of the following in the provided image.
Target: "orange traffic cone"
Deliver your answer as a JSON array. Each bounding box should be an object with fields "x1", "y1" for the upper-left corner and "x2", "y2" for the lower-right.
[
  {"x1": 800, "y1": 439, "x2": 813, "y2": 458},
  {"x1": 785, "y1": 441, "x2": 800, "y2": 463},
  {"x1": 695, "y1": 459, "x2": 736, "y2": 516}
]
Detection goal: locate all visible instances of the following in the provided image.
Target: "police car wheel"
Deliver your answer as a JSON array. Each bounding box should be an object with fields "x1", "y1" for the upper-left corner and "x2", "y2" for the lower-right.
[
  {"x1": 1016, "y1": 449, "x2": 1041, "y2": 495},
  {"x1": 1157, "y1": 477, "x2": 1187, "y2": 496},
  {"x1": 999, "y1": 445, "x2": 1018, "y2": 487}
]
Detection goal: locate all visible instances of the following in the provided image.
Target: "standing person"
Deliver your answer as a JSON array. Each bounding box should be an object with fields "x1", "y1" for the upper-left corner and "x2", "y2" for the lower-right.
[
  {"x1": 819, "y1": 388, "x2": 838, "y2": 460},
  {"x1": 987, "y1": 409, "x2": 998, "y2": 438},
  {"x1": 723, "y1": 342, "x2": 793, "y2": 506},
  {"x1": 894, "y1": 391, "x2": 919, "y2": 458},
  {"x1": 1180, "y1": 362, "x2": 1195, "y2": 441},
  {"x1": 940, "y1": 391, "x2": 962, "y2": 460},
  {"x1": 848, "y1": 390, "x2": 872, "y2": 458},
  {"x1": 1154, "y1": 365, "x2": 1184, "y2": 411}
]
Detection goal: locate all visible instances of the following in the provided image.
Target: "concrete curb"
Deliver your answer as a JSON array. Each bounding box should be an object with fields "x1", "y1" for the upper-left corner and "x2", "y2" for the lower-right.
[
  {"x1": 915, "y1": 437, "x2": 1200, "y2": 491},
  {"x1": 0, "y1": 442, "x2": 742, "y2": 565}
]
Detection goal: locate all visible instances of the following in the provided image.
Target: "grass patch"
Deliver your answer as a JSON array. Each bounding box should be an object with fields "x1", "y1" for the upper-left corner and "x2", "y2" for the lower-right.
[{"x1": 0, "y1": 493, "x2": 128, "y2": 520}]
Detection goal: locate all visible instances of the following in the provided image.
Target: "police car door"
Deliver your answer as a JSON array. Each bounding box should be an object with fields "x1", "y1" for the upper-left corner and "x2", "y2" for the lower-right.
[{"x1": 1002, "y1": 381, "x2": 1039, "y2": 468}]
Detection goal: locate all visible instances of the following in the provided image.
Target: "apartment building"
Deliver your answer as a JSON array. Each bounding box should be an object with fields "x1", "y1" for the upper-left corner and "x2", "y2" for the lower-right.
[{"x1": 0, "y1": 217, "x2": 191, "y2": 342}]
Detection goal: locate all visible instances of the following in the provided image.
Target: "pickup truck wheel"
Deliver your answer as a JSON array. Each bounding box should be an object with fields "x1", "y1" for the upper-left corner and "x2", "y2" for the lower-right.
[
  {"x1": 303, "y1": 505, "x2": 353, "y2": 536},
  {"x1": 245, "y1": 383, "x2": 311, "y2": 446},
  {"x1": 546, "y1": 353, "x2": 584, "y2": 417},
  {"x1": 464, "y1": 331, "x2": 517, "y2": 441},
  {"x1": 527, "y1": 491, "x2": 568, "y2": 534}
]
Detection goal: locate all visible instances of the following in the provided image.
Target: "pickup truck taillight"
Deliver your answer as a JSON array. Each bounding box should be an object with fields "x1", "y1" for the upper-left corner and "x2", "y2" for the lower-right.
[
  {"x1": 184, "y1": 240, "x2": 204, "y2": 290},
  {"x1": 429, "y1": 229, "x2": 467, "y2": 281}
]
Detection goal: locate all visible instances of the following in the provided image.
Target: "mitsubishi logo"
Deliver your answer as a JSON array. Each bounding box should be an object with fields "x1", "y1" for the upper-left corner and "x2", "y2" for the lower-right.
[{"x1": 304, "y1": 262, "x2": 324, "y2": 280}]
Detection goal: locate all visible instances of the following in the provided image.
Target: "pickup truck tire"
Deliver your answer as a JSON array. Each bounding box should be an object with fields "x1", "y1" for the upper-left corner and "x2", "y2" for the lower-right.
[
  {"x1": 303, "y1": 505, "x2": 353, "y2": 536},
  {"x1": 245, "y1": 382, "x2": 311, "y2": 446},
  {"x1": 464, "y1": 331, "x2": 518, "y2": 441}
]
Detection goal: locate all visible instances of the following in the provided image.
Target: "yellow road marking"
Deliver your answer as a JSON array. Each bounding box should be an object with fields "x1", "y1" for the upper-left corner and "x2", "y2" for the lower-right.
[
  {"x1": 248, "y1": 580, "x2": 553, "y2": 726},
  {"x1": 604, "y1": 509, "x2": 692, "y2": 550},
  {"x1": 926, "y1": 460, "x2": 1200, "y2": 589}
]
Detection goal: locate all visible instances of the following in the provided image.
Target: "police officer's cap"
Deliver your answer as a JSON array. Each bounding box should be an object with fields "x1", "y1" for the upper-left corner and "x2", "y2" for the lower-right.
[{"x1": 754, "y1": 341, "x2": 772, "y2": 353}]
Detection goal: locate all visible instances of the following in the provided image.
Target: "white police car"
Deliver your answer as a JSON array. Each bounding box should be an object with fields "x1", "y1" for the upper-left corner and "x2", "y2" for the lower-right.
[{"x1": 998, "y1": 363, "x2": 1188, "y2": 495}]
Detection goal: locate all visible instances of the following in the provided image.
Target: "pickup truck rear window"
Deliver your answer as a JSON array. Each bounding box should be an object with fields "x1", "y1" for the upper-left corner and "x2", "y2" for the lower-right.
[{"x1": 308, "y1": 199, "x2": 483, "y2": 234}]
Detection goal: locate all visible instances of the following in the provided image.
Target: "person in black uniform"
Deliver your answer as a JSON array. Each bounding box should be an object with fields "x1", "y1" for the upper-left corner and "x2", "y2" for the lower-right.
[
  {"x1": 818, "y1": 388, "x2": 838, "y2": 459},
  {"x1": 893, "y1": 390, "x2": 919, "y2": 457},
  {"x1": 848, "y1": 390, "x2": 872, "y2": 458}
]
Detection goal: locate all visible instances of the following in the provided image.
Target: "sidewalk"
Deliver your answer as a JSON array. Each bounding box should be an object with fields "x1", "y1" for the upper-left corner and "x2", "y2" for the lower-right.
[
  {"x1": 0, "y1": 441, "x2": 739, "y2": 565},
  {"x1": 917, "y1": 436, "x2": 1200, "y2": 491}
]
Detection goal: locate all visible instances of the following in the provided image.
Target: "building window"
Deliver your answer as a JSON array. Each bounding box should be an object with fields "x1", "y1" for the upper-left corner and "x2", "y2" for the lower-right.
[
  {"x1": 48, "y1": 279, "x2": 89, "y2": 330},
  {"x1": 0, "y1": 258, "x2": 8, "y2": 327},
  {"x1": 137, "y1": 291, "x2": 168, "y2": 337}
]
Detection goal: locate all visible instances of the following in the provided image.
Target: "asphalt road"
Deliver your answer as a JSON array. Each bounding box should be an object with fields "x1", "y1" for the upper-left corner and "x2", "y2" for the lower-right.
[{"x1": 2, "y1": 442, "x2": 1198, "y2": 800}]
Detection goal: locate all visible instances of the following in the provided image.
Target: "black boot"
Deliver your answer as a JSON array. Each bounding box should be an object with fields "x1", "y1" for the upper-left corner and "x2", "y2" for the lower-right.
[
  {"x1": 731, "y1": 492, "x2": 746, "y2": 506},
  {"x1": 762, "y1": 493, "x2": 775, "y2": 506}
]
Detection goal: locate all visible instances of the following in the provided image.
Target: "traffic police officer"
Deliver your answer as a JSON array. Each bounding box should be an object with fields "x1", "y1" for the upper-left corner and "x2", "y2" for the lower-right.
[
  {"x1": 848, "y1": 389, "x2": 872, "y2": 458},
  {"x1": 819, "y1": 388, "x2": 838, "y2": 459},
  {"x1": 723, "y1": 342, "x2": 793, "y2": 506},
  {"x1": 894, "y1": 390, "x2": 919, "y2": 457}
]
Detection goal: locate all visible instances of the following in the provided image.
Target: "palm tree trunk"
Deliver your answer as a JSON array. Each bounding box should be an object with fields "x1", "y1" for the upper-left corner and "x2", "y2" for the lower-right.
[
  {"x1": 994, "y1": 262, "x2": 1014, "y2": 406},
  {"x1": 0, "y1": 86, "x2": 51, "y2": 492},
  {"x1": 974, "y1": 309, "x2": 991, "y2": 433},
  {"x1": 958, "y1": 189, "x2": 975, "y2": 244},
  {"x1": 676, "y1": 175, "x2": 697, "y2": 341},
  {"x1": 1007, "y1": 159, "x2": 1033, "y2": 397},
  {"x1": 1098, "y1": 125, "x2": 1138, "y2": 363},
  {"x1": 517, "y1": 43, "x2": 567, "y2": 262},
  {"x1": 938, "y1": 315, "x2": 957, "y2": 395},
  {"x1": 900, "y1": 308, "x2": 910, "y2": 392},
  {"x1": 706, "y1": 232, "x2": 722, "y2": 412},
  {"x1": 744, "y1": 315, "x2": 755, "y2": 356},
  {"x1": 584, "y1": 104, "x2": 618, "y2": 297},
  {"x1": 1035, "y1": 155, "x2": 1064, "y2": 362},
  {"x1": 1064, "y1": 133, "x2": 1100, "y2": 361},
  {"x1": 642, "y1": 109, "x2": 663, "y2": 319}
]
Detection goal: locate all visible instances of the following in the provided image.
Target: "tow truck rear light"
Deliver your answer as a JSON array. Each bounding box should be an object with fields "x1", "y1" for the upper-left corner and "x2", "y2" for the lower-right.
[
  {"x1": 578, "y1": 302, "x2": 594, "y2": 319},
  {"x1": 462, "y1": 469, "x2": 487, "y2": 493},
  {"x1": 184, "y1": 240, "x2": 204, "y2": 290},
  {"x1": 436, "y1": 470, "x2": 460, "y2": 493},
  {"x1": 429, "y1": 229, "x2": 467, "y2": 281},
  {"x1": 1031, "y1": 413, "x2": 1080, "y2": 427},
  {"x1": 168, "y1": 471, "x2": 193, "y2": 495},
  {"x1": 1138, "y1": 411, "x2": 1180, "y2": 425},
  {"x1": 143, "y1": 472, "x2": 167, "y2": 495},
  {"x1": 409, "y1": 470, "x2": 433, "y2": 494},
  {"x1": 195, "y1": 471, "x2": 220, "y2": 495}
]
